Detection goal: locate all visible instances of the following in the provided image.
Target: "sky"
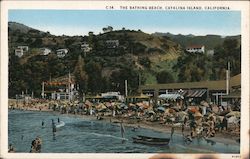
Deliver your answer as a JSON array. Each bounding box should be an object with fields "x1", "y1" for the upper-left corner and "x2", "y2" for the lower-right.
[{"x1": 8, "y1": 10, "x2": 241, "y2": 36}]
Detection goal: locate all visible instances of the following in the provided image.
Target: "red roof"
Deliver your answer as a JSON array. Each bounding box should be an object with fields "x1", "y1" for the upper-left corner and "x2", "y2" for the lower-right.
[{"x1": 186, "y1": 45, "x2": 204, "y2": 49}]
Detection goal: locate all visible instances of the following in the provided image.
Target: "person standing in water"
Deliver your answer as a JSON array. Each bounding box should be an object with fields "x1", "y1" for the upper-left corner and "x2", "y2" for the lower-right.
[
  {"x1": 171, "y1": 124, "x2": 175, "y2": 140},
  {"x1": 42, "y1": 120, "x2": 44, "y2": 127},
  {"x1": 120, "y1": 120, "x2": 125, "y2": 139},
  {"x1": 58, "y1": 118, "x2": 60, "y2": 123},
  {"x1": 51, "y1": 119, "x2": 56, "y2": 133},
  {"x1": 181, "y1": 123, "x2": 185, "y2": 136}
]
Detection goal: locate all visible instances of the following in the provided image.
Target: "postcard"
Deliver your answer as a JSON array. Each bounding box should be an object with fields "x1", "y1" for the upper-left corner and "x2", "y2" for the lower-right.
[{"x1": 0, "y1": 1, "x2": 249, "y2": 159}]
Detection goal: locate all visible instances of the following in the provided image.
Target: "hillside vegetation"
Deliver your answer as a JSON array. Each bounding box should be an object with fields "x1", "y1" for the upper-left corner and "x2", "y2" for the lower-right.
[{"x1": 8, "y1": 22, "x2": 241, "y2": 97}]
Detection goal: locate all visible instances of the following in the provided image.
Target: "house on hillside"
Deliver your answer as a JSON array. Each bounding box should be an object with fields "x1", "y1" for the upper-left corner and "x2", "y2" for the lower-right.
[
  {"x1": 207, "y1": 49, "x2": 215, "y2": 56},
  {"x1": 103, "y1": 26, "x2": 113, "y2": 33},
  {"x1": 56, "y1": 49, "x2": 69, "y2": 58},
  {"x1": 15, "y1": 48, "x2": 24, "y2": 57},
  {"x1": 186, "y1": 45, "x2": 205, "y2": 53},
  {"x1": 40, "y1": 48, "x2": 51, "y2": 55},
  {"x1": 106, "y1": 40, "x2": 119, "y2": 48},
  {"x1": 81, "y1": 42, "x2": 92, "y2": 53},
  {"x1": 15, "y1": 46, "x2": 29, "y2": 57},
  {"x1": 18, "y1": 46, "x2": 29, "y2": 52}
]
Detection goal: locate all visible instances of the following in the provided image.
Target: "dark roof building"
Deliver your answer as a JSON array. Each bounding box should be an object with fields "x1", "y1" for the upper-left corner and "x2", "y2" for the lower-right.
[{"x1": 139, "y1": 74, "x2": 241, "y2": 104}]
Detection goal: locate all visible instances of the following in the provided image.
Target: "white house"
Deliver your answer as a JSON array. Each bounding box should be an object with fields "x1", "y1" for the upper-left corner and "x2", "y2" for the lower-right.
[
  {"x1": 186, "y1": 45, "x2": 205, "y2": 53},
  {"x1": 106, "y1": 40, "x2": 119, "y2": 48},
  {"x1": 14, "y1": 46, "x2": 29, "y2": 57},
  {"x1": 40, "y1": 48, "x2": 51, "y2": 55},
  {"x1": 103, "y1": 26, "x2": 113, "y2": 33},
  {"x1": 207, "y1": 49, "x2": 215, "y2": 56},
  {"x1": 17, "y1": 46, "x2": 29, "y2": 52},
  {"x1": 56, "y1": 49, "x2": 69, "y2": 58},
  {"x1": 15, "y1": 48, "x2": 24, "y2": 57},
  {"x1": 81, "y1": 42, "x2": 92, "y2": 53}
]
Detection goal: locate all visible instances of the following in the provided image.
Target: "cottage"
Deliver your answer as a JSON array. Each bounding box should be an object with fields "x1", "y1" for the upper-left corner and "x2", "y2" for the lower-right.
[
  {"x1": 17, "y1": 46, "x2": 29, "y2": 52},
  {"x1": 186, "y1": 45, "x2": 205, "y2": 53},
  {"x1": 14, "y1": 46, "x2": 29, "y2": 57},
  {"x1": 81, "y1": 42, "x2": 92, "y2": 53},
  {"x1": 207, "y1": 49, "x2": 214, "y2": 56},
  {"x1": 103, "y1": 26, "x2": 113, "y2": 33},
  {"x1": 40, "y1": 48, "x2": 51, "y2": 55},
  {"x1": 106, "y1": 40, "x2": 119, "y2": 48},
  {"x1": 56, "y1": 49, "x2": 69, "y2": 58},
  {"x1": 15, "y1": 48, "x2": 24, "y2": 57}
]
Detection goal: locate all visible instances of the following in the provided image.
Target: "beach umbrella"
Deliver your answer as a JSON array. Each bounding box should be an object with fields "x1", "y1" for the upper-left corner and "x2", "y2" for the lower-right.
[
  {"x1": 194, "y1": 112, "x2": 203, "y2": 120},
  {"x1": 188, "y1": 107, "x2": 198, "y2": 114},
  {"x1": 85, "y1": 100, "x2": 93, "y2": 107},
  {"x1": 226, "y1": 111, "x2": 241, "y2": 118},
  {"x1": 142, "y1": 103, "x2": 150, "y2": 109},
  {"x1": 200, "y1": 101, "x2": 209, "y2": 107},
  {"x1": 98, "y1": 108, "x2": 107, "y2": 112},
  {"x1": 202, "y1": 122, "x2": 210, "y2": 127},
  {"x1": 211, "y1": 105, "x2": 219, "y2": 113},
  {"x1": 161, "y1": 103, "x2": 170, "y2": 108},
  {"x1": 216, "y1": 116, "x2": 224, "y2": 123},
  {"x1": 96, "y1": 103, "x2": 106, "y2": 110},
  {"x1": 164, "y1": 108, "x2": 174, "y2": 115},
  {"x1": 128, "y1": 103, "x2": 138, "y2": 110},
  {"x1": 157, "y1": 106, "x2": 166, "y2": 112},
  {"x1": 147, "y1": 110, "x2": 155, "y2": 115},
  {"x1": 120, "y1": 103, "x2": 128, "y2": 110},
  {"x1": 129, "y1": 103, "x2": 136, "y2": 107},
  {"x1": 136, "y1": 102, "x2": 144, "y2": 107},
  {"x1": 177, "y1": 111, "x2": 188, "y2": 118},
  {"x1": 171, "y1": 106, "x2": 180, "y2": 112},
  {"x1": 219, "y1": 110, "x2": 230, "y2": 116},
  {"x1": 105, "y1": 102, "x2": 112, "y2": 107},
  {"x1": 228, "y1": 116, "x2": 240, "y2": 124}
]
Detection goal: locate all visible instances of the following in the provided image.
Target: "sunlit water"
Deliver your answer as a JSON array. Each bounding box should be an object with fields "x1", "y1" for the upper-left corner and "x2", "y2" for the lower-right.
[{"x1": 8, "y1": 110, "x2": 240, "y2": 153}]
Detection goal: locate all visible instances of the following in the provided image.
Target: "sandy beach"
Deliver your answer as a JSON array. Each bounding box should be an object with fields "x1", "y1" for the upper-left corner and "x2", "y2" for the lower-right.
[{"x1": 8, "y1": 99, "x2": 240, "y2": 147}]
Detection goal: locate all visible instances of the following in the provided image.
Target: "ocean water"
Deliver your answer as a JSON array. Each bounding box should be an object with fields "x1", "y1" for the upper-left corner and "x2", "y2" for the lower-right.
[{"x1": 8, "y1": 110, "x2": 240, "y2": 153}]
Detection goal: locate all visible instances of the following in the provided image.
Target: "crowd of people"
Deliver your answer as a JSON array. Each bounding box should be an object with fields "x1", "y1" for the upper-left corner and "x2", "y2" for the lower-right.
[{"x1": 8, "y1": 97, "x2": 241, "y2": 152}]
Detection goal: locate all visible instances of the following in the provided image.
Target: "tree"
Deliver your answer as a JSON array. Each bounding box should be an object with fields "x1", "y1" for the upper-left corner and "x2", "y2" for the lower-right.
[
  {"x1": 110, "y1": 67, "x2": 140, "y2": 95},
  {"x1": 85, "y1": 61, "x2": 102, "y2": 94},
  {"x1": 212, "y1": 38, "x2": 241, "y2": 79},
  {"x1": 30, "y1": 38, "x2": 42, "y2": 47},
  {"x1": 74, "y1": 55, "x2": 88, "y2": 101},
  {"x1": 138, "y1": 56, "x2": 151, "y2": 68},
  {"x1": 173, "y1": 51, "x2": 212, "y2": 82},
  {"x1": 156, "y1": 71, "x2": 174, "y2": 84}
]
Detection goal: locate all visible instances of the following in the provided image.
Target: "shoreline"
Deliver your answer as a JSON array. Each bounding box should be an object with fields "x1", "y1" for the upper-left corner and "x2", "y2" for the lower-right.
[{"x1": 9, "y1": 106, "x2": 240, "y2": 146}]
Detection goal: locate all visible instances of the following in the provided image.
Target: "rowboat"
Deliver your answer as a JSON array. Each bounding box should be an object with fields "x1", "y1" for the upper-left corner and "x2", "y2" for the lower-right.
[
  {"x1": 132, "y1": 135, "x2": 170, "y2": 146},
  {"x1": 55, "y1": 121, "x2": 65, "y2": 128}
]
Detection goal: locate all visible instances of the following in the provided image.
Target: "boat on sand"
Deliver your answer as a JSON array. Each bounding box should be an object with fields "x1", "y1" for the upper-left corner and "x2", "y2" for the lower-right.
[{"x1": 132, "y1": 135, "x2": 170, "y2": 146}]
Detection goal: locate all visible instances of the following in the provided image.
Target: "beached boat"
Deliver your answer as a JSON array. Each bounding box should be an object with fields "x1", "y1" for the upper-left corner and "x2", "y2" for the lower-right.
[{"x1": 132, "y1": 135, "x2": 170, "y2": 146}]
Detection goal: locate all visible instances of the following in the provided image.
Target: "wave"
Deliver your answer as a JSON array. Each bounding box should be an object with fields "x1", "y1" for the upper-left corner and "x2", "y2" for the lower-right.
[
  {"x1": 56, "y1": 121, "x2": 65, "y2": 128},
  {"x1": 83, "y1": 132, "x2": 128, "y2": 141}
]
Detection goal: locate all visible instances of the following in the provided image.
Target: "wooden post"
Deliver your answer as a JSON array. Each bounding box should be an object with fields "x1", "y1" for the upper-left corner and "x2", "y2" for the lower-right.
[{"x1": 125, "y1": 80, "x2": 128, "y2": 97}]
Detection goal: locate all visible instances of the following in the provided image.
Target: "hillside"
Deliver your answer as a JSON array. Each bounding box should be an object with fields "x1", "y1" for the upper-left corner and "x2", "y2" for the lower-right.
[
  {"x1": 9, "y1": 22, "x2": 39, "y2": 34},
  {"x1": 153, "y1": 32, "x2": 241, "y2": 50},
  {"x1": 8, "y1": 22, "x2": 182, "y2": 97}
]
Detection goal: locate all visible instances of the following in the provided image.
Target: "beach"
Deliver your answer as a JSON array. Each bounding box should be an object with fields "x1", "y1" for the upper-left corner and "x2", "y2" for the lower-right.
[{"x1": 8, "y1": 99, "x2": 240, "y2": 147}]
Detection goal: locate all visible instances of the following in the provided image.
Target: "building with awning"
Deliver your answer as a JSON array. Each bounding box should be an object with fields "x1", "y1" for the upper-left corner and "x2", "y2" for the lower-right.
[
  {"x1": 139, "y1": 74, "x2": 241, "y2": 104},
  {"x1": 185, "y1": 89, "x2": 207, "y2": 98},
  {"x1": 222, "y1": 85, "x2": 241, "y2": 99},
  {"x1": 158, "y1": 93, "x2": 184, "y2": 100}
]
